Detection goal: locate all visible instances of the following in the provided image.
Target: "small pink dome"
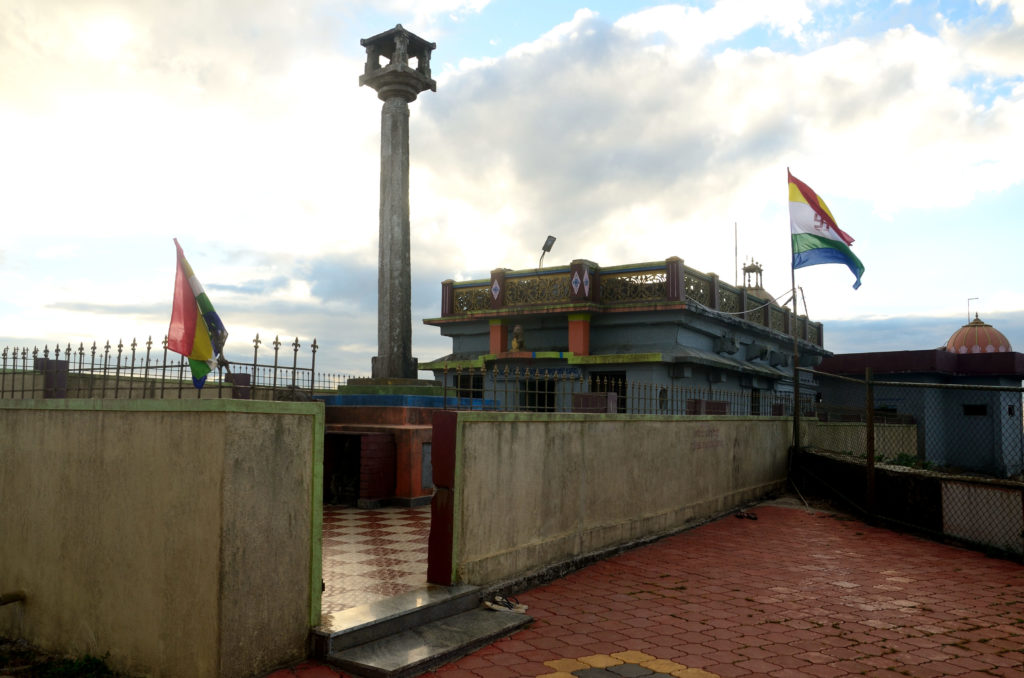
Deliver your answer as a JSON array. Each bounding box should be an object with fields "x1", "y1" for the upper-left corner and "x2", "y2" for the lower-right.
[{"x1": 945, "y1": 314, "x2": 1012, "y2": 354}]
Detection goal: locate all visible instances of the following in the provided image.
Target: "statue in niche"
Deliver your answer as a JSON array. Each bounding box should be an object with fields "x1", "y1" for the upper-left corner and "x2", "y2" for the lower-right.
[
  {"x1": 393, "y1": 33, "x2": 409, "y2": 65},
  {"x1": 511, "y1": 325, "x2": 525, "y2": 352}
]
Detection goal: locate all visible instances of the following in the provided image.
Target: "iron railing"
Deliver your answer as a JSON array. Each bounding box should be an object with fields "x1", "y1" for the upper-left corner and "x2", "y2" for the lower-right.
[
  {"x1": 1, "y1": 334, "x2": 354, "y2": 400},
  {"x1": 438, "y1": 365, "x2": 814, "y2": 416}
]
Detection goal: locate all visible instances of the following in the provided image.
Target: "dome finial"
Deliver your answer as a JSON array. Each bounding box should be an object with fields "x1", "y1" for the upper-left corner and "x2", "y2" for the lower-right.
[{"x1": 946, "y1": 313, "x2": 1012, "y2": 354}]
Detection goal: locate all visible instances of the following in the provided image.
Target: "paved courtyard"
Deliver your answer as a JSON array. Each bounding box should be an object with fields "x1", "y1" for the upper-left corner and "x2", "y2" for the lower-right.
[{"x1": 271, "y1": 498, "x2": 1024, "y2": 678}]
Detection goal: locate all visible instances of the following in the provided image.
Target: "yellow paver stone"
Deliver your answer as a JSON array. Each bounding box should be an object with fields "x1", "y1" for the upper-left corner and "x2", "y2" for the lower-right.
[
  {"x1": 579, "y1": 654, "x2": 623, "y2": 668},
  {"x1": 611, "y1": 651, "x2": 656, "y2": 664},
  {"x1": 641, "y1": 659, "x2": 688, "y2": 674},
  {"x1": 672, "y1": 669, "x2": 721, "y2": 678},
  {"x1": 544, "y1": 659, "x2": 590, "y2": 672},
  {"x1": 537, "y1": 673, "x2": 578, "y2": 678}
]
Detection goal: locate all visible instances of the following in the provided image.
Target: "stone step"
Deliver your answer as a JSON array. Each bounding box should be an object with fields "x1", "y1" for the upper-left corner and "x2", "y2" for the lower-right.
[
  {"x1": 326, "y1": 607, "x2": 532, "y2": 678},
  {"x1": 313, "y1": 585, "x2": 480, "y2": 655}
]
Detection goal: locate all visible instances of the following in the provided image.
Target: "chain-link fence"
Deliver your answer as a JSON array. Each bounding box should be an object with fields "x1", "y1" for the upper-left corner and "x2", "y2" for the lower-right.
[
  {"x1": 798, "y1": 368, "x2": 1024, "y2": 559},
  {"x1": 1, "y1": 335, "x2": 353, "y2": 401}
]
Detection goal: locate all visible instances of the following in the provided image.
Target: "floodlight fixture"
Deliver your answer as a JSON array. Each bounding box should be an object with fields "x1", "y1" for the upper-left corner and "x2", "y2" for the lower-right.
[{"x1": 539, "y1": 235, "x2": 556, "y2": 268}]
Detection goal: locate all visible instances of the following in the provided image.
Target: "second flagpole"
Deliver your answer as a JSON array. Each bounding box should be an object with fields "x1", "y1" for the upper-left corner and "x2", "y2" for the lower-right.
[{"x1": 788, "y1": 168, "x2": 801, "y2": 452}]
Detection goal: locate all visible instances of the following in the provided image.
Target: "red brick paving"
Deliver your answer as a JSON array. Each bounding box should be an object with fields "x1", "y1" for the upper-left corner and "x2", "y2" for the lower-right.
[{"x1": 266, "y1": 502, "x2": 1024, "y2": 678}]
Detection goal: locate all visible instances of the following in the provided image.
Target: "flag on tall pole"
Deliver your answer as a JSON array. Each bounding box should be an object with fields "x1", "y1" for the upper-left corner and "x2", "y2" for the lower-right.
[
  {"x1": 167, "y1": 239, "x2": 229, "y2": 389},
  {"x1": 789, "y1": 170, "x2": 864, "y2": 289}
]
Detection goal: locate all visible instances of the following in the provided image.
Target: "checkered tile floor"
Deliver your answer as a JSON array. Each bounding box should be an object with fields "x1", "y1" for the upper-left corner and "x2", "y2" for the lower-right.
[{"x1": 321, "y1": 504, "x2": 432, "y2": 616}]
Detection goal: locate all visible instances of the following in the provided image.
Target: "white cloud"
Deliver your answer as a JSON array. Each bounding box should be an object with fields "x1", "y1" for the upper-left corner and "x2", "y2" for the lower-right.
[
  {"x1": 370, "y1": 0, "x2": 492, "y2": 33},
  {"x1": 977, "y1": 0, "x2": 1024, "y2": 24},
  {"x1": 615, "y1": 0, "x2": 814, "y2": 54},
  {"x1": 505, "y1": 8, "x2": 600, "y2": 59}
]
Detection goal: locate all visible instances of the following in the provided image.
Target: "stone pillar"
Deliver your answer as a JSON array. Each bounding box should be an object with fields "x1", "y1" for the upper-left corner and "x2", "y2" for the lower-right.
[
  {"x1": 360, "y1": 25, "x2": 437, "y2": 379},
  {"x1": 372, "y1": 95, "x2": 414, "y2": 377}
]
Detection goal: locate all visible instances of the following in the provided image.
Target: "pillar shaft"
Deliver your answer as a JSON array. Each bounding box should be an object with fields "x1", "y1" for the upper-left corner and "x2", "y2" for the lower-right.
[{"x1": 373, "y1": 97, "x2": 415, "y2": 378}]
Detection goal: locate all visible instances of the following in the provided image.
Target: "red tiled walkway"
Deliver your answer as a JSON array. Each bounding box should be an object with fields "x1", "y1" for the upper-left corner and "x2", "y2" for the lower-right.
[{"x1": 268, "y1": 500, "x2": 1024, "y2": 678}]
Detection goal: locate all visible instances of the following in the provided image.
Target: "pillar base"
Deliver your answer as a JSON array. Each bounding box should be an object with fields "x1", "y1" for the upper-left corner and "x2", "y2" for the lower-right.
[{"x1": 371, "y1": 356, "x2": 420, "y2": 380}]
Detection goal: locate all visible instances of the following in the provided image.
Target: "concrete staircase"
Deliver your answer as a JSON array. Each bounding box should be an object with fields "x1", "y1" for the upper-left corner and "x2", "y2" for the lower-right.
[{"x1": 312, "y1": 585, "x2": 531, "y2": 678}]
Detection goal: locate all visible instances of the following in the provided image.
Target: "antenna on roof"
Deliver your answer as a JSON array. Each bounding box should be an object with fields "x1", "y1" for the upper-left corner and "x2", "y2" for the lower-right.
[{"x1": 967, "y1": 297, "x2": 978, "y2": 323}]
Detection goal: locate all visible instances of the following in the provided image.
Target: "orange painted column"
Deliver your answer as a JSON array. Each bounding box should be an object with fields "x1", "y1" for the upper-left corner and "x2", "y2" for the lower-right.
[
  {"x1": 489, "y1": 319, "x2": 508, "y2": 354},
  {"x1": 568, "y1": 313, "x2": 591, "y2": 356}
]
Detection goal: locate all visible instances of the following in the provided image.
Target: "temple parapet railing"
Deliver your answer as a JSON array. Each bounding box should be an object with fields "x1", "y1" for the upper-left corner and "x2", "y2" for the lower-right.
[{"x1": 439, "y1": 257, "x2": 823, "y2": 347}]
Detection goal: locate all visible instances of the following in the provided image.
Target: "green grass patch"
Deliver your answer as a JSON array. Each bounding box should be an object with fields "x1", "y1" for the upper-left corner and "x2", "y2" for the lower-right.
[{"x1": 0, "y1": 639, "x2": 134, "y2": 677}]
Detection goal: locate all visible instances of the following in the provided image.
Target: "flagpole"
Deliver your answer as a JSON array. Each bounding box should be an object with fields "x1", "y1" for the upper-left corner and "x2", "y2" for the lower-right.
[
  {"x1": 788, "y1": 167, "x2": 801, "y2": 453},
  {"x1": 791, "y1": 264, "x2": 801, "y2": 451}
]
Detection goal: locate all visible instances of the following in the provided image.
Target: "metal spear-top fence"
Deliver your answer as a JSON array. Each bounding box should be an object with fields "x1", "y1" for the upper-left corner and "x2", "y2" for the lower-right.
[{"x1": 0, "y1": 334, "x2": 353, "y2": 400}]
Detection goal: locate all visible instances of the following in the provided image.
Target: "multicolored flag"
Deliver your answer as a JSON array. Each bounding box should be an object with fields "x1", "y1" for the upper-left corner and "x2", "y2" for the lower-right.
[
  {"x1": 167, "y1": 239, "x2": 228, "y2": 388},
  {"x1": 789, "y1": 170, "x2": 864, "y2": 289}
]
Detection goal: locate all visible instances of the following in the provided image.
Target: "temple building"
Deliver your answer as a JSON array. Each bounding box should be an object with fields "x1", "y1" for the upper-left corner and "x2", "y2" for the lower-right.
[
  {"x1": 421, "y1": 257, "x2": 828, "y2": 414},
  {"x1": 817, "y1": 314, "x2": 1024, "y2": 478}
]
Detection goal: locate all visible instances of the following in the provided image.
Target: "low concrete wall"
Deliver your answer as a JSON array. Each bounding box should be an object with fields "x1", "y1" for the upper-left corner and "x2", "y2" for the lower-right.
[
  {"x1": 438, "y1": 413, "x2": 792, "y2": 586},
  {"x1": 0, "y1": 398, "x2": 324, "y2": 678}
]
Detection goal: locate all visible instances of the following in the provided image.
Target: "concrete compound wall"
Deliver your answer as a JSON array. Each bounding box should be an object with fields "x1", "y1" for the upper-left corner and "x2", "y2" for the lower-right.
[
  {"x1": 432, "y1": 412, "x2": 794, "y2": 587},
  {"x1": 0, "y1": 398, "x2": 324, "y2": 678}
]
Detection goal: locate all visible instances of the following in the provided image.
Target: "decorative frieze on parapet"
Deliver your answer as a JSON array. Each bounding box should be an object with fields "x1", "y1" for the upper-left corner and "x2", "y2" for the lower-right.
[
  {"x1": 433, "y1": 257, "x2": 824, "y2": 347},
  {"x1": 505, "y1": 269, "x2": 572, "y2": 306},
  {"x1": 447, "y1": 281, "x2": 490, "y2": 315},
  {"x1": 719, "y1": 286, "x2": 740, "y2": 314},
  {"x1": 601, "y1": 266, "x2": 668, "y2": 303},
  {"x1": 770, "y1": 305, "x2": 786, "y2": 334},
  {"x1": 686, "y1": 270, "x2": 713, "y2": 307}
]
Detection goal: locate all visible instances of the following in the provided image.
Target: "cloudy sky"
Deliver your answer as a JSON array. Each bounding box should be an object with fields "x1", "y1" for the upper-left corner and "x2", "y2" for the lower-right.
[{"x1": 1, "y1": 0, "x2": 1022, "y2": 375}]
